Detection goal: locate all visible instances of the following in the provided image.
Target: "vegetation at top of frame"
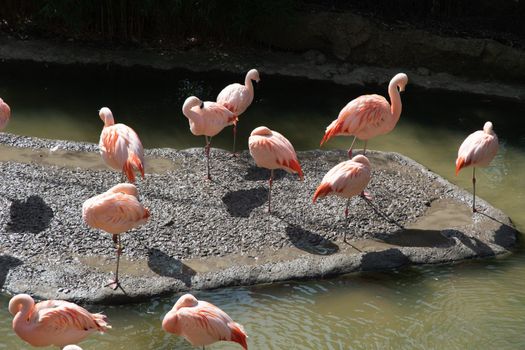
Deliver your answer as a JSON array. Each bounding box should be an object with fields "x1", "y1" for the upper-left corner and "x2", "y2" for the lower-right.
[{"x1": 1, "y1": 0, "x2": 524, "y2": 48}]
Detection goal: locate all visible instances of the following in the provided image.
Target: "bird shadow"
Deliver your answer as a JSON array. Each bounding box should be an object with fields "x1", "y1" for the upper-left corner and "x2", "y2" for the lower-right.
[
  {"x1": 285, "y1": 224, "x2": 339, "y2": 255},
  {"x1": 6, "y1": 195, "x2": 54, "y2": 233},
  {"x1": 442, "y1": 229, "x2": 496, "y2": 257},
  {"x1": 244, "y1": 166, "x2": 286, "y2": 181},
  {"x1": 147, "y1": 248, "x2": 196, "y2": 287},
  {"x1": 379, "y1": 228, "x2": 455, "y2": 248},
  {"x1": 0, "y1": 255, "x2": 22, "y2": 289},
  {"x1": 477, "y1": 212, "x2": 520, "y2": 248},
  {"x1": 222, "y1": 187, "x2": 268, "y2": 217}
]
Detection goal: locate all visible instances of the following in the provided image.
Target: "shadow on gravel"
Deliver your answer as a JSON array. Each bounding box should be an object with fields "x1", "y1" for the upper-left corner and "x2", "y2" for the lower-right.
[
  {"x1": 222, "y1": 187, "x2": 268, "y2": 217},
  {"x1": 147, "y1": 248, "x2": 196, "y2": 287},
  {"x1": 0, "y1": 255, "x2": 22, "y2": 288},
  {"x1": 286, "y1": 224, "x2": 339, "y2": 255},
  {"x1": 381, "y1": 229, "x2": 455, "y2": 248},
  {"x1": 361, "y1": 248, "x2": 410, "y2": 271},
  {"x1": 6, "y1": 195, "x2": 53, "y2": 233},
  {"x1": 244, "y1": 167, "x2": 286, "y2": 181}
]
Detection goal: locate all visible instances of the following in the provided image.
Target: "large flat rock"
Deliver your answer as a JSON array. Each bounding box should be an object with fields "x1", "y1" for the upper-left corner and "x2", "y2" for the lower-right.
[{"x1": 0, "y1": 133, "x2": 517, "y2": 304}]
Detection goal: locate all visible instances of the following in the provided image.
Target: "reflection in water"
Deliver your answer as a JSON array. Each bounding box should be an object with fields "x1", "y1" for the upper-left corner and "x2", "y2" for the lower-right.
[{"x1": 1, "y1": 65, "x2": 524, "y2": 348}]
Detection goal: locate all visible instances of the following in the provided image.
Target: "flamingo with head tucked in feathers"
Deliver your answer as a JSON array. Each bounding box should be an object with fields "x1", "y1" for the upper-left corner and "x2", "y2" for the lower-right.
[
  {"x1": 0, "y1": 97, "x2": 11, "y2": 130},
  {"x1": 9, "y1": 293, "x2": 110, "y2": 349},
  {"x1": 248, "y1": 126, "x2": 303, "y2": 213},
  {"x1": 82, "y1": 183, "x2": 150, "y2": 290},
  {"x1": 182, "y1": 96, "x2": 237, "y2": 180},
  {"x1": 99, "y1": 107, "x2": 145, "y2": 183},
  {"x1": 320, "y1": 73, "x2": 408, "y2": 158},
  {"x1": 217, "y1": 69, "x2": 260, "y2": 154},
  {"x1": 313, "y1": 155, "x2": 372, "y2": 242},
  {"x1": 162, "y1": 293, "x2": 248, "y2": 349},
  {"x1": 455, "y1": 121, "x2": 499, "y2": 212}
]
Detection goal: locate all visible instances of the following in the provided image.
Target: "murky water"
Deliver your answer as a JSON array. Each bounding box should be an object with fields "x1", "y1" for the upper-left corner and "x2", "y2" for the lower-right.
[{"x1": 1, "y1": 64, "x2": 524, "y2": 349}]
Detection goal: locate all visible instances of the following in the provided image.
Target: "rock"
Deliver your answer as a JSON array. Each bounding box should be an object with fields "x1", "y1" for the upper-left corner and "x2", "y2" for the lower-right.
[{"x1": 0, "y1": 133, "x2": 518, "y2": 304}]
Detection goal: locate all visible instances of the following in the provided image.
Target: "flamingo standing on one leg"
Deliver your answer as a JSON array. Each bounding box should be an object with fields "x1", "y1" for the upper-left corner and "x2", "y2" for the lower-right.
[
  {"x1": 217, "y1": 68, "x2": 260, "y2": 154},
  {"x1": 99, "y1": 107, "x2": 145, "y2": 183},
  {"x1": 0, "y1": 97, "x2": 11, "y2": 130},
  {"x1": 313, "y1": 155, "x2": 372, "y2": 243},
  {"x1": 82, "y1": 183, "x2": 150, "y2": 290},
  {"x1": 162, "y1": 293, "x2": 248, "y2": 349},
  {"x1": 182, "y1": 96, "x2": 237, "y2": 180},
  {"x1": 248, "y1": 126, "x2": 304, "y2": 213},
  {"x1": 455, "y1": 121, "x2": 499, "y2": 213},
  {"x1": 9, "y1": 294, "x2": 110, "y2": 348},
  {"x1": 320, "y1": 73, "x2": 408, "y2": 158}
]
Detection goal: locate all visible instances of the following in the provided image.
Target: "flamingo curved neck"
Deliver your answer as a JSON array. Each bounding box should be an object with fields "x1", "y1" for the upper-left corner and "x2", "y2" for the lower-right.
[
  {"x1": 12, "y1": 298, "x2": 33, "y2": 331},
  {"x1": 244, "y1": 75, "x2": 254, "y2": 93},
  {"x1": 388, "y1": 81, "x2": 402, "y2": 121},
  {"x1": 103, "y1": 115, "x2": 115, "y2": 127},
  {"x1": 182, "y1": 101, "x2": 200, "y2": 122}
]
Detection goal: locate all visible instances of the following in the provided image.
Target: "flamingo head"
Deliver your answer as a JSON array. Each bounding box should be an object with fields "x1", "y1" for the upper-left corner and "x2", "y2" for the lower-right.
[
  {"x1": 108, "y1": 183, "x2": 139, "y2": 198},
  {"x1": 250, "y1": 126, "x2": 272, "y2": 137},
  {"x1": 174, "y1": 293, "x2": 199, "y2": 310},
  {"x1": 351, "y1": 154, "x2": 371, "y2": 168},
  {"x1": 391, "y1": 73, "x2": 408, "y2": 92},
  {"x1": 247, "y1": 69, "x2": 260, "y2": 83},
  {"x1": 182, "y1": 96, "x2": 203, "y2": 114},
  {"x1": 9, "y1": 294, "x2": 33, "y2": 316},
  {"x1": 483, "y1": 121, "x2": 495, "y2": 134},
  {"x1": 99, "y1": 107, "x2": 115, "y2": 126}
]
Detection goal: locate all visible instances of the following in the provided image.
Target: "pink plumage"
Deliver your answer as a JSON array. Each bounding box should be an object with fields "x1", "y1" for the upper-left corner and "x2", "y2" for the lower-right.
[
  {"x1": 82, "y1": 183, "x2": 150, "y2": 289},
  {"x1": 182, "y1": 96, "x2": 237, "y2": 137},
  {"x1": 455, "y1": 121, "x2": 499, "y2": 212},
  {"x1": 217, "y1": 69, "x2": 260, "y2": 117},
  {"x1": 455, "y1": 121, "x2": 499, "y2": 175},
  {"x1": 162, "y1": 294, "x2": 248, "y2": 349},
  {"x1": 313, "y1": 155, "x2": 371, "y2": 203},
  {"x1": 0, "y1": 97, "x2": 11, "y2": 130},
  {"x1": 320, "y1": 73, "x2": 408, "y2": 156},
  {"x1": 99, "y1": 107, "x2": 145, "y2": 183},
  {"x1": 9, "y1": 294, "x2": 110, "y2": 348},
  {"x1": 248, "y1": 126, "x2": 303, "y2": 179}
]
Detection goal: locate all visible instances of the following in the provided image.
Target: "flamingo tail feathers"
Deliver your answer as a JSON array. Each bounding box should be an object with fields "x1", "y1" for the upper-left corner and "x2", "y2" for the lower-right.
[
  {"x1": 455, "y1": 157, "x2": 467, "y2": 176},
  {"x1": 124, "y1": 152, "x2": 145, "y2": 182},
  {"x1": 320, "y1": 119, "x2": 343, "y2": 146},
  {"x1": 288, "y1": 159, "x2": 304, "y2": 180},
  {"x1": 143, "y1": 207, "x2": 151, "y2": 220},
  {"x1": 230, "y1": 323, "x2": 248, "y2": 350},
  {"x1": 93, "y1": 313, "x2": 112, "y2": 332},
  {"x1": 313, "y1": 182, "x2": 332, "y2": 203}
]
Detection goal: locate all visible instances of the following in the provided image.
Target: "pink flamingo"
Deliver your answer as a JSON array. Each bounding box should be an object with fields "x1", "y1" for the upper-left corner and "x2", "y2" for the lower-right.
[
  {"x1": 320, "y1": 73, "x2": 408, "y2": 157},
  {"x1": 217, "y1": 69, "x2": 260, "y2": 154},
  {"x1": 82, "y1": 183, "x2": 150, "y2": 290},
  {"x1": 182, "y1": 96, "x2": 237, "y2": 180},
  {"x1": 0, "y1": 97, "x2": 11, "y2": 130},
  {"x1": 99, "y1": 107, "x2": 145, "y2": 183},
  {"x1": 248, "y1": 126, "x2": 304, "y2": 213},
  {"x1": 455, "y1": 121, "x2": 499, "y2": 212},
  {"x1": 313, "y1": 155, "x2": 372, "y2": 242},
  {"x1": 162, "y1": 293, "x2": 248, "y2": 349},
  {"x1": 9, "y1": 293, "x2": 110, "y2": 348}
]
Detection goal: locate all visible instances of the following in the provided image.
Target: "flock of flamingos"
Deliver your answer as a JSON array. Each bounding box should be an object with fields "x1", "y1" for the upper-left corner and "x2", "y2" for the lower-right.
[{"x1": 0, "y1": 68, "x2": 499, "y2": 349}]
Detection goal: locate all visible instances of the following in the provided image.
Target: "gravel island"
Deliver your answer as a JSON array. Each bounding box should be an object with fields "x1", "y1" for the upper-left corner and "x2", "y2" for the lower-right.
[{"x1": 0, "y1": 133, "x2": 517, "y2": 304}]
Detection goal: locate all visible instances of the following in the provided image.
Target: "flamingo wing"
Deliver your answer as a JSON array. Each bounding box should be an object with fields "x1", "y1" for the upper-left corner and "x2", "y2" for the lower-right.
[
  {"x1": 249, "y1": 132, "x2": 303, "y2": 179},
  {"x1": 321, "y1": 94, "x2": 389, "y2": 145},
  {"x1": 83, "y1": 192, "x2": 149, "y2": 234},
  {"x1": 0, "y1": 98, "x2": 10, "y2": 130},
  {"x1": 204, "y1": 102, "x2": 238, "y2": 126},
  {"x1": 217, "y1": 83, "x2": 251, "y2": 115},
  {"x1": 313, "y1": 161, "x2": 370, "y2": 201},
  {"x1": 35, "y1": 300, "x2": 109, "y2": 333},
  {"x1": 175, "y1": 305, "x2": 232, "y2": 345},
  {"x1": 456, "y1": 131, "x2": 498, "y2": 174}
]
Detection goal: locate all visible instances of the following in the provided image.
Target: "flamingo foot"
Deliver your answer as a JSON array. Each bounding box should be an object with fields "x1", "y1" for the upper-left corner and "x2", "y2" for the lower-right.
[
  {"x1": 104, "y1": 279, "x2": 121, "y2": 290},
  {"x1": 360, "y1": 191, "x2": 373, "y2": 201},
  {"x1": 231, "y1": 152, "x2": 239, "y2": 158},
  {"x1": 472, "y1": 207, "x2": 478, "y2": 213}
]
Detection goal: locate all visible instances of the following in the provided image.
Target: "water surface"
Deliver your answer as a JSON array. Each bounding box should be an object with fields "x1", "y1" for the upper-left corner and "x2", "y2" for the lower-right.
[{"x1": 0, "y1": 64, "x2": 524, "y2": 349}]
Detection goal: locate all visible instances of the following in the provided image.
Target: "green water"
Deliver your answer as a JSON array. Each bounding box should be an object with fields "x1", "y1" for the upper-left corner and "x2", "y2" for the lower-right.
[{"x1": 1, "y1": 64, "x2": 524, "y2": 349}]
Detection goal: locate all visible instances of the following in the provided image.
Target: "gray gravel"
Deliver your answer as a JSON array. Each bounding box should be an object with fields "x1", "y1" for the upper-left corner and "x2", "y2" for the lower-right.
[{"x1": 0, "y1": 133, "x2": 517, "y2": 304}]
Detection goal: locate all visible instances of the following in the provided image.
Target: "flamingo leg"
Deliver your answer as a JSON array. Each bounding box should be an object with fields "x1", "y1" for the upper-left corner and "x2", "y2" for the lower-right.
[
  {"x1": 344, "y1": 198, "x2": 350, "y2": 242},
  {"x1": 472, "y1": 167, "x2": 477, "y2": 213},
  {"x1": 347, "y1": 136, "x2": 357, "y2": 158},
  {"x1": 205, "y1": 136, "x2": 212, "y2": 180},
  {"x1": 120, "y1": 170, "x2": 126, "y2": 183},
  {"x1": 105, "y1": 234, "x2": 122, "y2": 290},
  {"x1": 268, "y1": 169, "x2": 274, "y2": 213},
  {"x1": 232, "y1": 122, "x2": 238, "y2": 156},
  {"x1": 363, "y1": 140, "x2": 368, "y2": 155}
]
